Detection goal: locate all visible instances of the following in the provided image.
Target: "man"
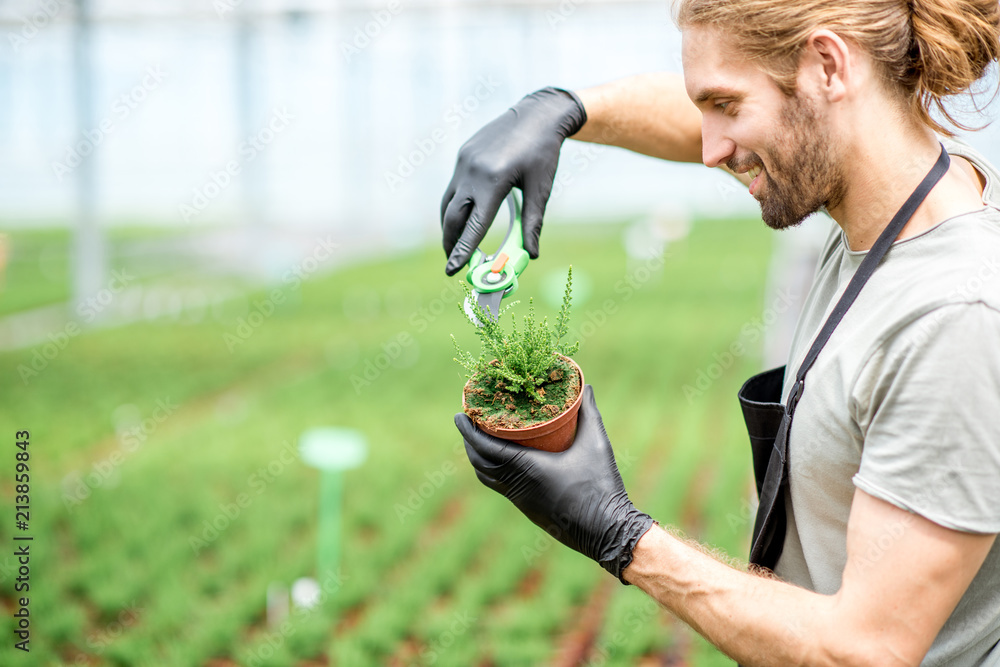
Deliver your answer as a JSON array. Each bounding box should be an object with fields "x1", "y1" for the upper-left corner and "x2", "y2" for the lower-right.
[{"x1": 443, "y1": 0, "x2": 1000, "y2": 664}]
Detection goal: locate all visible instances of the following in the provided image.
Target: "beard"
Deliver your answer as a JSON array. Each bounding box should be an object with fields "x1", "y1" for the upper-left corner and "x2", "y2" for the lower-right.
[{"x1": 729, "y1": 93, "x2": 847, "y2": 231}]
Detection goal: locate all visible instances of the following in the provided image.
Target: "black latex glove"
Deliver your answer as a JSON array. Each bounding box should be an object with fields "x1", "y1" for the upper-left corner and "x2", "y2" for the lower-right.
[
  {"x1": 455, "y1": 385, "x2": 654, "y2": 583},
  {"x1": 441, "y1": 87, "x2": 587, "y2": 275}
]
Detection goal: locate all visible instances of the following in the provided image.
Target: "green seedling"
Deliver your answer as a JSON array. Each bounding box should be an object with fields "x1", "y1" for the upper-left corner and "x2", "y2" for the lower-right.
[{"x1": 452, "y1": 266, "x2": 579, "y2": 404}]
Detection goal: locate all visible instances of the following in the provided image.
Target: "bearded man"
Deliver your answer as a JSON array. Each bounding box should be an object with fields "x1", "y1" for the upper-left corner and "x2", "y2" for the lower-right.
[{"x1": 442, "y1": 1, "x2": 1000, "y2": 664}]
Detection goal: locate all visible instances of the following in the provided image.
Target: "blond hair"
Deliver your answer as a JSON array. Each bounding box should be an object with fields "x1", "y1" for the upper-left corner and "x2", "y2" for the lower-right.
[{"x1": 675, "y1": 0, "x2": 1000, "y2": 136}]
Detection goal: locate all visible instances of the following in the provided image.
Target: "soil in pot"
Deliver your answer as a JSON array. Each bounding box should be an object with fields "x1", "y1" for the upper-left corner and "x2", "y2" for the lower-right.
[{"x1": 462, "y1": 355, "x2": 582, "y2": 431}]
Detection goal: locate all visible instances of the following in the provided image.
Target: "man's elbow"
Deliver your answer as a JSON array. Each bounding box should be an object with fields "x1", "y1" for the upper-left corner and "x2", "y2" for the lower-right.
[{"x1": 808, "y1": 633, "x2": 923, "y2": 667}]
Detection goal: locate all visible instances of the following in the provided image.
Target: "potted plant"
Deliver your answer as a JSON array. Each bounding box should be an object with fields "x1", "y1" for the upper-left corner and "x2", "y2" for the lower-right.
[{"x1": 452, "y1": 267, "x2": 583, "y2": 452}]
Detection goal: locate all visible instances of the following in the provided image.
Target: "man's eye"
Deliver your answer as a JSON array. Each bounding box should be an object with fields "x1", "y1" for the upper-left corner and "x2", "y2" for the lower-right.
[{"x1": 716, "y1": 101, "x2": 731, "y2": 112}]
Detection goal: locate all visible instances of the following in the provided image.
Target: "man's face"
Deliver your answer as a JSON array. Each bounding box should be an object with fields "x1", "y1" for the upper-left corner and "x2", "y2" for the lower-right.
[{"x1": 682, "y1": 26, "x2": 847, "y2": 230}]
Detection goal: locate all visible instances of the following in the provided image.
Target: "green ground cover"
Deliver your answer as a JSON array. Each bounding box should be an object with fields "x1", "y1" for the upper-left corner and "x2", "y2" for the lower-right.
[{"x1": 0, "y1": 215, "x2": 772, "y2": 665}]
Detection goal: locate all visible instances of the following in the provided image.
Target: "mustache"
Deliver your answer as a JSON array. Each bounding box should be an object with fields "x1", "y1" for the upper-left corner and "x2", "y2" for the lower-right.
[{"x1": 726, "y1": 154, "x2": 764, "y2": 174}]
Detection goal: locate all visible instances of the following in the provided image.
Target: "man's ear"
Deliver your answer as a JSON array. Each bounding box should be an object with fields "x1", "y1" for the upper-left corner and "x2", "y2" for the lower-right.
[{"x1": 800, "y1": 29, "x2": 850, "y2": 103}]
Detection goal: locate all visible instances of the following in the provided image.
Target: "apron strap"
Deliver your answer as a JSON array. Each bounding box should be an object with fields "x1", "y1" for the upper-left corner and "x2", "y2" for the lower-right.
[{"x1": 788, "y1": 144, "x2": 951, "y2": 410}]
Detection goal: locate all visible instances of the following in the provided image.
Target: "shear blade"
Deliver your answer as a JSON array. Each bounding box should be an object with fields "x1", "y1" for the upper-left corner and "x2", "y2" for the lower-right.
[{"x1": 464, "y1": 290, "x2": 504, "y2": 327}]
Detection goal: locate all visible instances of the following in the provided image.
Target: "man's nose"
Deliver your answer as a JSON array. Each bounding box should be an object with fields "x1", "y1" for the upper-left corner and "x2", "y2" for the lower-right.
[{"x1": 701, "y1": 117, "x2": 736, "y2": 169}]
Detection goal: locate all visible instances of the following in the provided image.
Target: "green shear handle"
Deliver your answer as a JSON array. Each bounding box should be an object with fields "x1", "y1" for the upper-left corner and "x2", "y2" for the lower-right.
[{"x1": 464, "y1": 191, "x2": 531, "y2": 298}]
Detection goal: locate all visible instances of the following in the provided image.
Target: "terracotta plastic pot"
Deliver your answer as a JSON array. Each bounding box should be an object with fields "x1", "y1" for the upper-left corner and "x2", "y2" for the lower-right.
[{"x1": 462, "y1": 356, "x2": 584, "y2": 453}]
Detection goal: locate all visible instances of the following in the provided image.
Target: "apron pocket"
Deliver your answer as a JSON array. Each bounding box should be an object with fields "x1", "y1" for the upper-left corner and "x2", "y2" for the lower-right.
[{"x1": 738, "y1": 366, "x2": 785, "y2": 498}]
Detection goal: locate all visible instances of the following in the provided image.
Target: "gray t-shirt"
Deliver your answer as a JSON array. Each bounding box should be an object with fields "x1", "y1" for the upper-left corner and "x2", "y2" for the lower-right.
[{"x1": 774, "y1": 135, "x2": 1000, "y2": 666}]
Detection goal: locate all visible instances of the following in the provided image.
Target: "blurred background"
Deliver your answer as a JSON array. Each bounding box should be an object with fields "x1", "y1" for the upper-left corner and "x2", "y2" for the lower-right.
[{"x1": 1, "y1": 0, "x2": 997, "y2": 665}]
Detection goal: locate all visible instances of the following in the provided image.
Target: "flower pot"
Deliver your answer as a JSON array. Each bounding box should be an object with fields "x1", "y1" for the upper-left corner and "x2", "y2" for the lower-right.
[{"x1": 462, "y1": 355, "x2": 584, "y2": 452}]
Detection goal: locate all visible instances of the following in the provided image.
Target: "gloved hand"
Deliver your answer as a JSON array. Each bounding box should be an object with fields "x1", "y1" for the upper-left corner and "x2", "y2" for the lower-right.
[
  {"x1": 455, "y1": 385, "x2": 654, "y2": 583},
  {"x1": 441, "y1": 87, "x2": 587, "y2": 275}
]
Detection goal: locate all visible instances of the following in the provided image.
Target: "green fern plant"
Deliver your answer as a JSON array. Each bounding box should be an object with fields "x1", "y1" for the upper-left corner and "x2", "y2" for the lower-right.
[{"x1": 452, "y1": 267, "x2": 579, "y2": 403}]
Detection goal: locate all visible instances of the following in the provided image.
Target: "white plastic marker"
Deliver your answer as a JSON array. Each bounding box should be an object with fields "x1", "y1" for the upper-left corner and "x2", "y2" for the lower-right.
[{"x1": 266, "y1": 581, "x2": 289, "y2": 629}]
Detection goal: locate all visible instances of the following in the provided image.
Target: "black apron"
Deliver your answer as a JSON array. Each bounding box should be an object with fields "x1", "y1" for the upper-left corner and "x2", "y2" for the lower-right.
[{"x1": 738, "y1": 144, "x2": 951, "y2": 571}]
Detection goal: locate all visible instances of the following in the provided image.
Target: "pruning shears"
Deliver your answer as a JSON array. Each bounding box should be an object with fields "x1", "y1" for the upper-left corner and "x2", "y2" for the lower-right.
[{"x1": 463, "y1": 191, "x2": 530, "y2": 326}]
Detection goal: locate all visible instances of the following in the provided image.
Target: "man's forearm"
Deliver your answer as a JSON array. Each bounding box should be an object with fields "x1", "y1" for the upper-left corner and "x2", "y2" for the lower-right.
[
  {"x1": 623, "y1": 525, "x2": 871, "y2": 667},
  {"x1": 572, "y1": 73, "x2": 704, "y2": 163}
]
